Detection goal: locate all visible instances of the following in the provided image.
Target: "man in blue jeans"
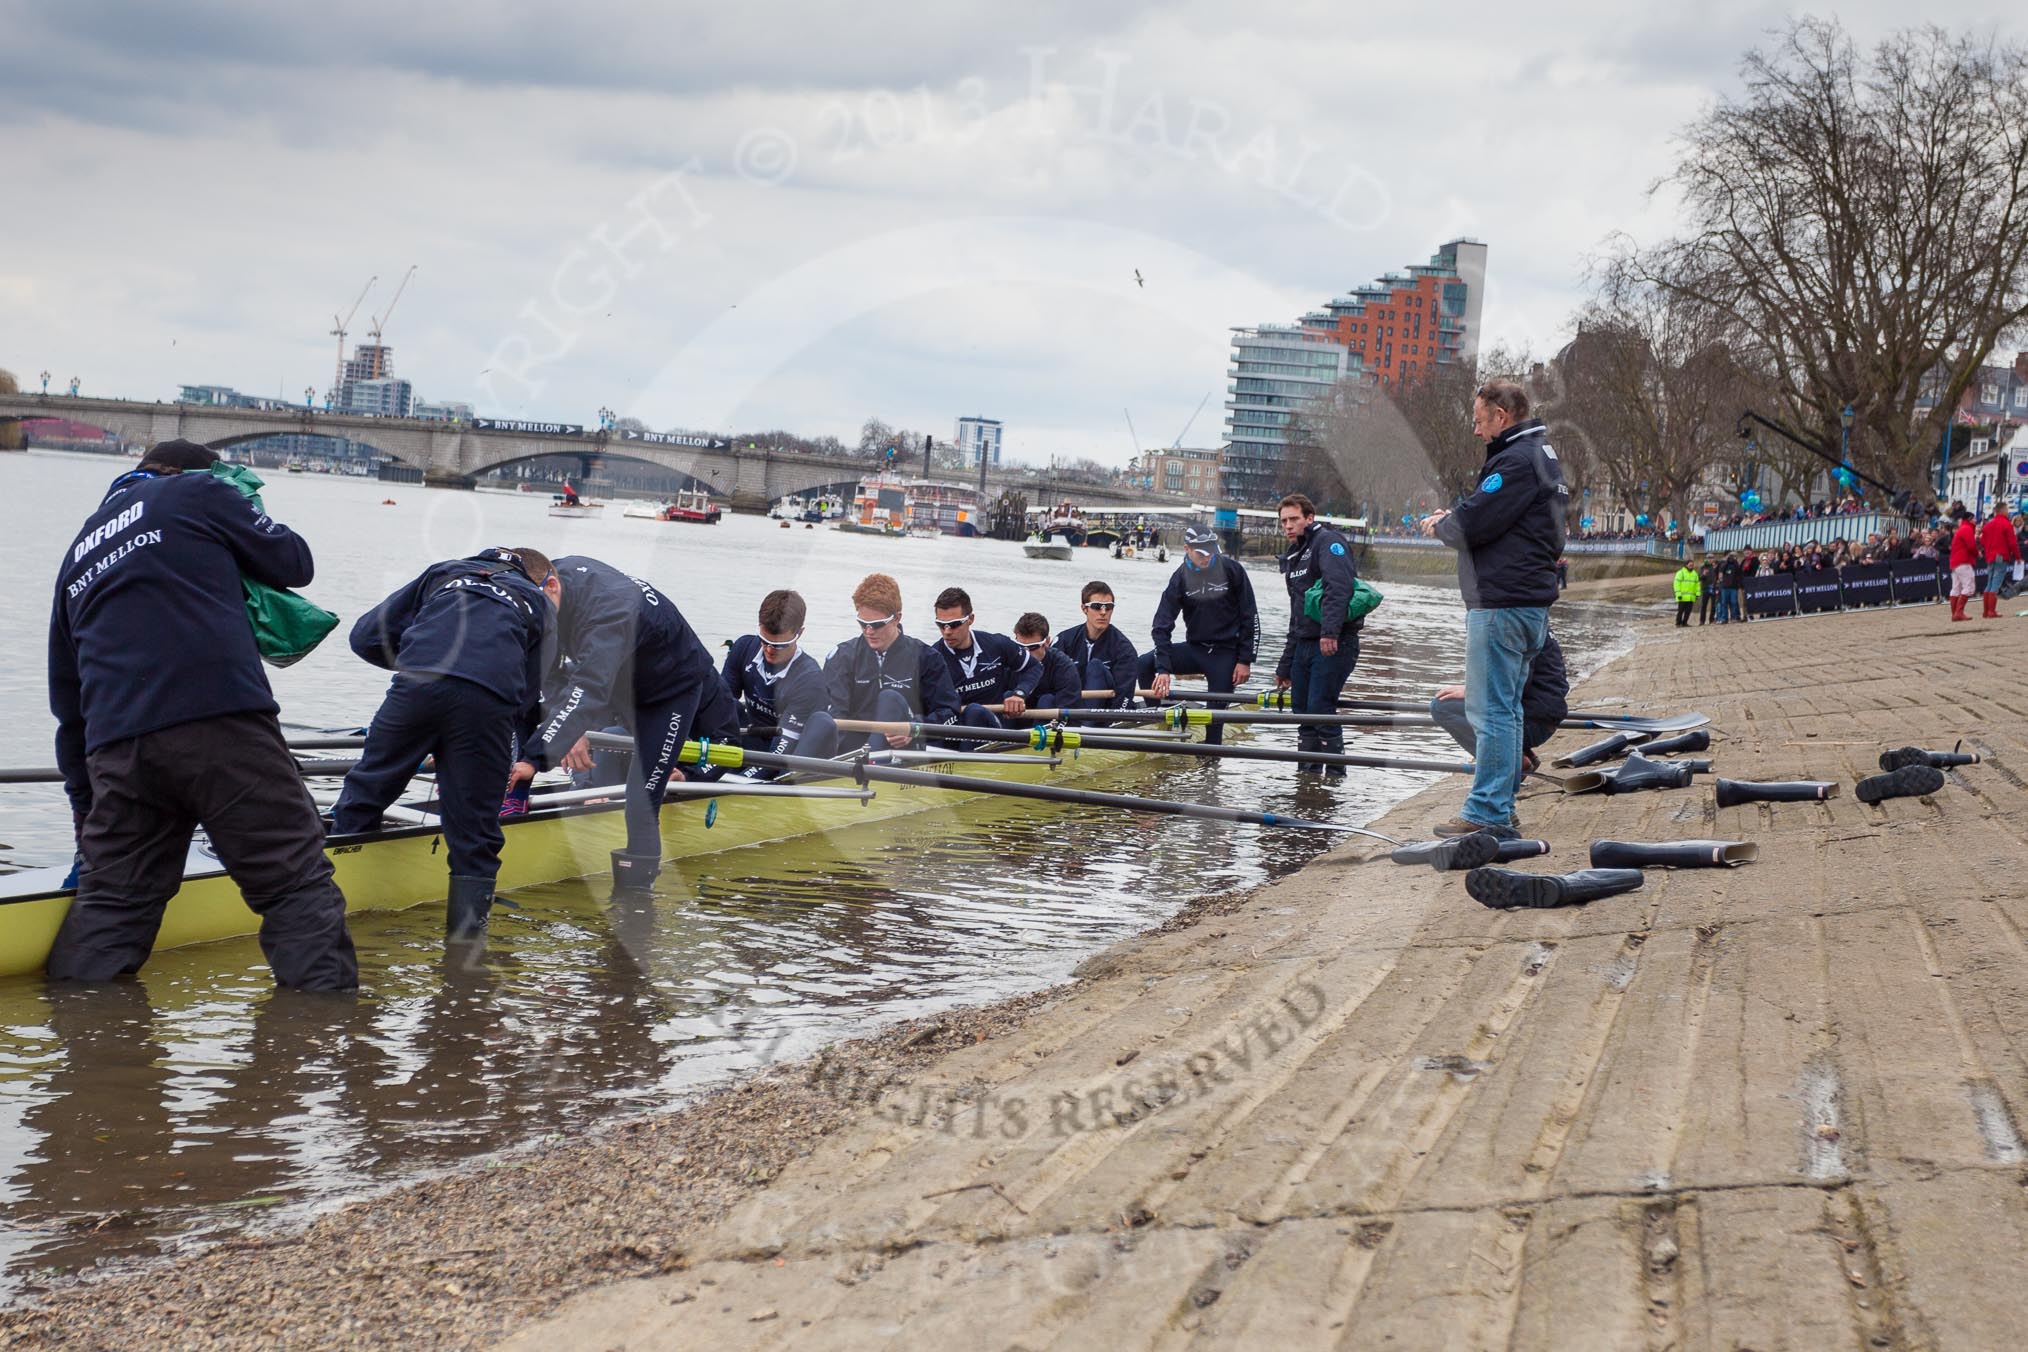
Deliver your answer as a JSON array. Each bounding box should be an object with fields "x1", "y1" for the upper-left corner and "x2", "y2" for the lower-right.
[
  {"x1": 1273, "y1": 493, "x2": 1361, "y2": 775},
  {"x1": 1428, "y1": 630, "x2": 1568, "y2": 808},
  {"x1": 1420, "y1": 379, "x2": 1568, "y2": 838}
]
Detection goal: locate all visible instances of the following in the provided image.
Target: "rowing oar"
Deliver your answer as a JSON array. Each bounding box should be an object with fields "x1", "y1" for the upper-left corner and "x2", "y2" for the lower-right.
[
  {"x1": 1007, "y1": 706, "x2": 1408, "y2": 730},
  {"x1": 584, "y1": 732, "x2": 1385, "y2": 840},
  {"x1": 2, "y1": 757, "x2": 368, "y2": 785},
  {"x1": 1140, "y1": 687, "x2": 1709, "y2": 733},
  {"x1": 837, "y1": 720, "x2": 1476, "y2": 777}
]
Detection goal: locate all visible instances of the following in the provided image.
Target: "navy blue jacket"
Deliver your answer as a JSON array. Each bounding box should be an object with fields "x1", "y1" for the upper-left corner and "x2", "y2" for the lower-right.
[
  {"x1": 1052, "y1": 624, "x2": 1139, "y2": 709},
  {"x1": 349, "y1": 551, "x2": 548, "y2": 720},
  {"x1": 1433, "y1": 418, "x2": 1569, "y2": 609},
  {"x1": 821, "y1": 632, "x2": 960, "y2": 723},
  {"x1": 721, "y1": 635, "x2": 828, "y2": 751},
  {"x1": 934, "y1": 630, "x2": 1042, "y2": 708},
  {"x1": 1522, "y1": 632, "x2": 1570, "y2": 726},
  {"x1": 1278, "y1": 521, "x2": 1359, "y2": 677},
  {"x1": 528, "y1": 556, "x2": 719, "y2": 767},
  {"x1": 1151, "y1": 555, "x2": 1259, "y2": 671},
  {"x1": 50, "y1": 469, "x2": 315, "y2": 813},
  {"x1": 1028, "y1": 644, "x2": 1084, "y2": 707}
]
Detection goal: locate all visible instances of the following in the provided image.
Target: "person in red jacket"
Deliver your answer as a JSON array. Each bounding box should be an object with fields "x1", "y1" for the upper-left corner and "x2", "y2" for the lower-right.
[
  {"x1": 1948, "y1": 503, "x2": 1979, "y2": 621},
  {"x1": 1981, "y1": 502, "x2": 2021, "y2": 618}
]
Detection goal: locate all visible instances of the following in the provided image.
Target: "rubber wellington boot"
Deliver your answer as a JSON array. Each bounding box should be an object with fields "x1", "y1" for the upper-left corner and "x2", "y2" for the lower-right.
[
  {"x1": 1714, "y1": 778, "x2": 1839, "y2": 808},
  {"x1": 610, "y1": 849, "x2": 662, "y2": 895},
  {"x1": 1950, "y1": 596, "x2": 1970, "y2": 621},
  {"x1": 1553, "y1": 732, "x2": 1640, "y2": 769},
  {"x1": 1878, "y1": 745, "x2": 1981, "y2": 772},
  {"x1": 1588, "y1": 839, "x2": 1759, "y2": 869},
  {"x1": 1465, "y1": 867, "x2": 1645, "y2": 910},
  {"x1": 1984, "y1": 592, "x2": 2000, "y2": 619},
  {"x1": 1854, "y1": 764, "x2": 1946, "y2": 805},
  {"x1": 1564, "y1": 752, "x2": 1695, "y2": 796},
  {"x1": 1639, "y1": 729, "x2": 1711, "y2": 757},
  {"x1": 1389, "y1": 834, "x2": 1552, "y2": 872},
  {"x1": 446, "y1": 875, "x2": 495, "y2": 937}
]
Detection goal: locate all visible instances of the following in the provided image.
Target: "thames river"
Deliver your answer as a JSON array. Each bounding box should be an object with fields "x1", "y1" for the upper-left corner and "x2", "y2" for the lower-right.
[{"x1": 0, "y1": 449, "x2": 1628, "y2": 1297}]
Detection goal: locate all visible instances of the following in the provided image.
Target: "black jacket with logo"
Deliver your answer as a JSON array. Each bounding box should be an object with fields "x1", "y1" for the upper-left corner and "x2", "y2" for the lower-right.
[
  {"x1": 50, "y1": 468, "x2": 315, "y2": 814},
  {"x1": 349, "y1": 550, "x2": 548, "y2": 720},
  {"x1": 821, "y1": 631, "x2": 960, "y2": 723},
  {"x1": 721, "y1": 635, "x2": 828, "y2": 750},
  {"x1": 1150, "y1": 555, "x2": 1259, "y2": 672},
  {"x1": 1433, "y1": 418, "x2": 1569, "y2": 609},
  {"x1": 1029, "y1": 644, "x2": 1084, "y2": 707},
  {"x1": 1277, "y1": 521, "x2": 1359, "y2": 679},
  {"x1": 528, "y1": 555, "x2": 719, "y2": 768},
  {"x1": 1051, "y1": 624, "x2": 1139, "y2": 709},
  {"x1": 1522, "y1": 632, "x2": 1570, "y2": 726},
  {"x1": 934, "y1": 630, "x2": 1042, "y2": 707}
]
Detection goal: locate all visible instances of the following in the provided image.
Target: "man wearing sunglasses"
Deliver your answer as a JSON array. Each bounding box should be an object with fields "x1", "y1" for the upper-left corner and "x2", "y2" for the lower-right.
[
  {"x1": 1013, "y1": 612, "x2": 1082, "y2": 709},
  {"x1": 928, "y1": 586, "x2": 1042, "y2": 748},
  {"x1": 1052, "y1": 580, "x2": 1139, "y2": 710},
  {"x1": 1137, "y1": 525, "x2": 1258, "y2": 745},
  {"x1": 720, "y1": 588, "x2": 827, "y2": 775},
  {"x1": 800, "y1": 572, "x2": 960, "y2": 758},
  {"x1": 509, "y1": 553, "x2": 740, "y2": 895}
]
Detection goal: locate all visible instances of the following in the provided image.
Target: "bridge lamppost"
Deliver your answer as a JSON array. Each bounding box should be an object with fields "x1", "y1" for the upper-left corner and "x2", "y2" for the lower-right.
[
  {"x1": 38, "y1": 370, "x2": 50, "y2": 395},
  {"x1": 67, "y1": 376, "x2": 80, "y2": 398},
  {"x1": 304, "y1": 385, "x2": 316, "y2": 410}
]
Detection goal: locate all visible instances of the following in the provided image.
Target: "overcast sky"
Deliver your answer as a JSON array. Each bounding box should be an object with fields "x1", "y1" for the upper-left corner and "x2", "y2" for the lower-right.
[{"x1": 1, "y1": 2, "x2": 2016, "y2": 465}]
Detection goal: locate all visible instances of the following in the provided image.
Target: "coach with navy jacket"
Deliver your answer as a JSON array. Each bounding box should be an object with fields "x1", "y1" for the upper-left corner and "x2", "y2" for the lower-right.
[
  {"x1": 332, "y1": 547, "x2": 550, "y2": 936},
  {"x1": 1274, "y1": 494, "x2": 1361, "y2": 774},
  {"x1": 1139, "y1": 525, "x2": 1259, "y2": 745},
  {"x1": 47, "y1": 439, "x2": 356, "y2": 989}
]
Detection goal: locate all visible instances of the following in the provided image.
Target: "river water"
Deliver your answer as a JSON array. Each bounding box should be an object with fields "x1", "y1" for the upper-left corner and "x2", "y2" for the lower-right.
[{"x1": 0, "y1": 450, "x2": 1632, "y2": 1298}]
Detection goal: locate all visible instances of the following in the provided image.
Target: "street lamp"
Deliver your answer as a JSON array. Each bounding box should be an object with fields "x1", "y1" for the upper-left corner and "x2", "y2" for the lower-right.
[
  {"x1": 304, "y1": 385, "x2": 316, "y2": 409},
  {"x1": 38, "y1": 370, "x2": 50, "y2": 395},
  {"x1": 1839, "y1": 405, "x2": 1854, "y2": 495},
  {"x1": 68, "y1": 376, "x2": 80, "y2": 397}
]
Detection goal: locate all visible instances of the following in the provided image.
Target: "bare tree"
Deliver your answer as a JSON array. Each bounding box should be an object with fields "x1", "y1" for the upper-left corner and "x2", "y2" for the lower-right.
[{"x1": 1621, "y1": 18, "x2": 2028, "y2": 498}]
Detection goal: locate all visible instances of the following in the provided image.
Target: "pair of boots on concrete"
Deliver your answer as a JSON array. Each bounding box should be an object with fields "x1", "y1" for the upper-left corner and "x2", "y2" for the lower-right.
[
  {"x1": 1563, "y1": 752, "x2": 1706, "y2": 796},
  {"x1": 1390, "y1": 834, "x2": 1550, "y2": 872},
  {"x1": 1879, "y1": 745, "x2": 1979, "y2": 772},
  {"x1": 1713, "y1": 777, "x2": 1839, "y2": 808},
  {"x1": 1589, "y1": 839, "x2": 1758, "y2": 869},
  {"x1": 1950, "y1": 595, "x2": 1975, "y2": 621},
  {"x1": 1552, "y1": 731, "x2": 1642, "y2": 769},
  {"x1": 1854, "y1": 764, "x2": 1947, "y2": 804}
]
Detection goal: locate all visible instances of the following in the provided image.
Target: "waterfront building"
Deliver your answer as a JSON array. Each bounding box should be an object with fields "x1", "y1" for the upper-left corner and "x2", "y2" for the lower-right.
[
  {"x1": 954, "y1": 416, "x2": 1003, "y2": 468},
  {"x1": 338, "y1": 376, "x2": 414, "y2": 418}
]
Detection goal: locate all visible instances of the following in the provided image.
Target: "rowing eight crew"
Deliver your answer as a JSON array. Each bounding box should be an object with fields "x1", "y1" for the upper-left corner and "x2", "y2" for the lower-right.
[{"x1": 47, "y1": 441, "x2": 1365, "y2": 991}]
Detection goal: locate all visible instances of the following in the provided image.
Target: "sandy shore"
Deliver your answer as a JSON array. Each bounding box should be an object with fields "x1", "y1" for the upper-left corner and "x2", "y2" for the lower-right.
[{"x1": 6, "y1": 598, "x2": 2023, "y2": 1349}]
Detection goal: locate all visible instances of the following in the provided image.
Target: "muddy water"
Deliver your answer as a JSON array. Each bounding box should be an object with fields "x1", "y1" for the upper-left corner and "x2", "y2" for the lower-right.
[{"x1": 0, "y1": 450, "x2": 1632, "y2": 1296}]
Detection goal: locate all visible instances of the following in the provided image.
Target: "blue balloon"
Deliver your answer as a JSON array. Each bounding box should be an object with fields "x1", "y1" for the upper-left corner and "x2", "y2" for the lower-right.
[{"x1": 1580, "y1": 516, "x2": 1595, "y2": 529}]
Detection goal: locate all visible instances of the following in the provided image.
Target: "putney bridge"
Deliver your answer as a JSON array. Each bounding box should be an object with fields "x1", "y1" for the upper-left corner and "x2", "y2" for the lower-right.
[{"x1": 0, "y1": 394, "x2": 1195, "y2": 514}]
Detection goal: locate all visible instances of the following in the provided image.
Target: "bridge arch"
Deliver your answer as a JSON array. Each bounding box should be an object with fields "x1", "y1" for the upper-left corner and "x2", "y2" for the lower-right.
[{"x1": 473, "y1": 449, "x2": 731, "y2": 498}]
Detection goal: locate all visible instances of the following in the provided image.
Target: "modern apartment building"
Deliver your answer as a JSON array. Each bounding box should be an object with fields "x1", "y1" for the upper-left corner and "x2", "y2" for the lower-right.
[
  {"x1": 954, "y1": 415, "x2": 1004, "y2": 467},
  {"x1": 1222, "y1": 239, "x2": 1487, "y2": 503}
]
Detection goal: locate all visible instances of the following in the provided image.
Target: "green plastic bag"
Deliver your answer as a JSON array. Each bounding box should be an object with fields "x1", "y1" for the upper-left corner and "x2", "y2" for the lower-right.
[
  {"x1": 1303, "y1": 575, "x2": 1385, "y2": 626},
  {"x1": 209, "y1": 463, "x2": 340, "y2": 667}
]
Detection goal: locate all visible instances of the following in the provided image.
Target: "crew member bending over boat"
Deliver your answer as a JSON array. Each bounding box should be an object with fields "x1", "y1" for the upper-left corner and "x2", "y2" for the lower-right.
[
  {"x1": 799, "y1": 573, "x2": 959, "y2": 758},
  {"x1": 1053, "y1": 580, "x2": 1139, "y2": 710},
  {"x1": 510, "y1": 553, "x2": 739, "y2": 894},
  {"x1": 1014, "y1": 612, "x2": 1082, "y2": 710},
  {"x1": 46, "y1": 439, "x2": 357, "y2": 989},
  {"x1": 929, "y1": 587, "x2": 1043, "y2": 749},
  {"x1": 1138, "y1": 525, "x2": 1259, "y2": 745},
  {"x1": 720, "y1": 588, "x2": 828, "y2": 775},
  {"x1": 332, "y1": 547, "x2": 550, "y2": 936}
]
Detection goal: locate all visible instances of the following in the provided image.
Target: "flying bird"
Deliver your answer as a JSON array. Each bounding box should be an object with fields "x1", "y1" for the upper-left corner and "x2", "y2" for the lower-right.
[{"x1": 1134, "y1": 269, "x2": 1144, "y2": 288}]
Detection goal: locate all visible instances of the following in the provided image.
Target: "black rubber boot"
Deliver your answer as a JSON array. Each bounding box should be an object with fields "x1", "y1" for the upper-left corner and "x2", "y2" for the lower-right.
[
  {"x1": 610, "y1": 849, "x2": 662, "y2": 895},
  {"x1": 445, "y1": 875, "x2": 495, "y2": 937},
  {"x1": 1588, "y1": 839, "x2": 1758, "y2": 869},
  {"x1": 1639, "y1": 730, "x2": 1711, "y2": 757},
  {"x1": 1878, "y1": 746, "x2": 1980, "y2": 772},
  {"x1": 1854, "y1": 765, "x2": 1946, "y2": 805},
  {"x1": 1663, "y1": 758, "x2": 1713, "y2": 775},
  {"x1": 1564, "y1": 752, "x2": 1695, "y2": 796},
  {"x1": 1390, "y1": 836, "x2": 1552, "y2": 869},
  {"x1": 1554, "y1": 732, "x2": 1640, "y2": 769},
  {"x1": 1465, "y1": 867, "x2": 1645, "y2": 910},
  {"x1": 1714, "y1": 778, "x2": 1839, "y2": 807}
]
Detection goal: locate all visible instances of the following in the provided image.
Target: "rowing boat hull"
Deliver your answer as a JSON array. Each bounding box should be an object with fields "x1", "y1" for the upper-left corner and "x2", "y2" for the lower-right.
[{"x1": 0, "y1": 747, "x2": 1145, "y2": 977}]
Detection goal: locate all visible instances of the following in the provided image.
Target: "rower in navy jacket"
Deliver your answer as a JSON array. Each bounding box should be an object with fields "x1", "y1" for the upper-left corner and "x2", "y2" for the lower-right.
[
  {"x1": 508, "y1": 553, "x2": 739, "y2": 894},
  {"x1": 1014, "y1": 612, "x2": 1083, "y2": 709},
  {"x1": 1273, "y1": 493, "x2": 1361, "y2": 775},
  {"x1": 720, "y1": 588, "x2": 828, "y2": 776},
  {"x1": 1137, "y1": 525, "x2": 1259, "y2": 744},
  {"x1": 799, "y1": 573, "x2": 960, "y2": 758},
  {"x1": 332, "y1": 547, "x2": 550, "y2": 936},
  {"x1": 46, "y1": 439, "x2": 356, "y2": 990},
  {"x1": 1052, "y1": 579, "x2": 1138, "y2": 710},
  {"x1": 930, "y1": 586, "x2": 1043, "y2": 748}
]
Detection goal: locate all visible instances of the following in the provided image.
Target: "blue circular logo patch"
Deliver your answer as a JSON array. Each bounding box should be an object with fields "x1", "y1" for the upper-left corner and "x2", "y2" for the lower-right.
[
  {"x1": 1481, "y1": 472, "x2": 1504, "y2": 493},
  {"x1": 1329, "y1": 541, "x2": 1346, "y2": 555}
]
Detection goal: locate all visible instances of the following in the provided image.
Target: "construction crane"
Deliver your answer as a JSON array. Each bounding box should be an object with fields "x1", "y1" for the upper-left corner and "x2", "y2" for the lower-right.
[
  {"x1": 329, "y1": 275, "x2": 376, "y2": 402},
  {"x1": 1171, "y1": 390, "x2": 1213, "y2": 448},
  {"x1": 368, "y1": 264, "x2": 418, "y2": 347}
]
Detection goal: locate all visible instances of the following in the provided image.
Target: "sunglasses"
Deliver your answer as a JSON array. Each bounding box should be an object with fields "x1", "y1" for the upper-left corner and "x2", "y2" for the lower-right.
[
  {"x1": 757, "y1": 629, "x2": 803, "y2": 651},
  {"x1": 1019, "y1": 640, "x2": 1049, "y2": 653},
  {"x1": 933, "y1": 613, "x2": 974, "y2": 631},
  {"x1": 1084, "y1": 601, "x2": 1115, "y2": 612},
  {"x1": 855, "y1": 613, "x2": 897, "y2": 631}
]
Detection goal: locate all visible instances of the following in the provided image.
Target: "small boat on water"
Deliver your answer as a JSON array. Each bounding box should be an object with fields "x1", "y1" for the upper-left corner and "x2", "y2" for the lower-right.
[
  {"x1": 0, "y1": 744, "x2": 1154, "y2": 977},
  {"x1": 623, "y1": 488, "x2": 721, "y2": 524},
  {"x1": 549, "y1": 499, "x2": 604, "y2": 518},
  {"x1": 1023, "y1": 534, "x2": 1075, "y2": 561},
  {"x1": 837, "y1": 477, "x2": 911, "y2": 537}
]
